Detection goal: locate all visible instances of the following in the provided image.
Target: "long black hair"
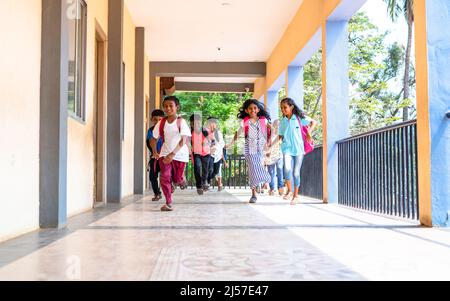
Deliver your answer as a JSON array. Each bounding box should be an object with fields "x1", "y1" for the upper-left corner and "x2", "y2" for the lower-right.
[
  {"x1": 280, "y1": 97, "x2": 306, "y2": 119},
  {"x1": 237, "y1": 99, "x2": 271, "y2": 122}
]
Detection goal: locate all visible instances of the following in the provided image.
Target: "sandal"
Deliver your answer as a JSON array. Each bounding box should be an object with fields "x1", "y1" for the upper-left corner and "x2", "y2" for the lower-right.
[
  {"x1": 290, "y1": 197, "x2": 299, "y2": 206},
  {"x1": 283, "y1": 192, "x2": 294, "y2": 200},
  {"x1": 152, "y1": 195, "x2": 162, "y2": 202},
  {"x1": 179, "y1": 182, "x2": 188, "y2": 190},
  {"x1": 161, "y1": 204, "x2": 173, "y2": 212}
]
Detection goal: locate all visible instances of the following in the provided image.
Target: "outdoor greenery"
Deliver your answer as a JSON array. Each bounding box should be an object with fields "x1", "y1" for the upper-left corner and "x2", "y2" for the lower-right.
[{"x1": 174, "y1": 9, "x2": 416, "y2": 148}]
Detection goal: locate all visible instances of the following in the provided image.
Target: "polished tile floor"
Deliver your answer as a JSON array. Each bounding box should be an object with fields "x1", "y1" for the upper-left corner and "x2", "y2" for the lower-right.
[{"x1": 0, "y1": 189, "x2": 449, "y2": 281}]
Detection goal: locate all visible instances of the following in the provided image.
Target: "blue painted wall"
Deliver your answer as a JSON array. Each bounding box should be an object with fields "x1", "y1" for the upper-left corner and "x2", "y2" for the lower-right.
[
  {"x1": 267, "y1": 91, "x2": 279, "y2": 121},
  {"x1": 287, "y1": 66, "x2": 304, "y2": 109},
  {"x1": 325, "y1": 21, "x2": 350, "y2": 203},
  {"x1": 427, "y1": 0, "x2": 450, "y2": 226}
]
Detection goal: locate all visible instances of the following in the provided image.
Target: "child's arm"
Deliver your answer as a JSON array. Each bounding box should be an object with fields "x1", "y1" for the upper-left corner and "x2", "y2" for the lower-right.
[
  {"x1": 163, "y1": 136, "x2": 188, "y2": 164},
  {"x1": 225, "y1": 127, "x2": 242, "y2": 149},
  {"x1": 308, "y1": 119, "x2": 318, "y2": 133},
  {"x1": 150, "y1": 138, "x2": 160, "y2": 159}
]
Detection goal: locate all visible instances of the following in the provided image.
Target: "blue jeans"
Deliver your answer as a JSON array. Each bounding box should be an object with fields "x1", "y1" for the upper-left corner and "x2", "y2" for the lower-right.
[
  {"x1": 283, "y1": 154, "x2": 304, "y2": 188},
  {"x1": 268, "y1": 158, "x2": 284, "y2": 190}
]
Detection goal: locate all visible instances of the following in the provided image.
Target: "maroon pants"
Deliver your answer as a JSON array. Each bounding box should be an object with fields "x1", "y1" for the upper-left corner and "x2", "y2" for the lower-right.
[{"x1": 159, "y1": 158, "x2": 187, "y2": 206}]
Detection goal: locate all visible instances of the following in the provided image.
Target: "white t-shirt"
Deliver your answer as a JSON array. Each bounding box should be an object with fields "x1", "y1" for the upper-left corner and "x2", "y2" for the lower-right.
[
  {"x1": 153, "y1": 117, "x2": 191, "y2": 163},
  {"x1": 211, "y1": 130, "x2": 225, "y2": 163}
]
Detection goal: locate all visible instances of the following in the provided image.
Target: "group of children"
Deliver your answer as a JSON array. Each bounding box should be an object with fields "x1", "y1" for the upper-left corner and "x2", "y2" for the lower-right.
[{"x1": 146, "y1": 95, "x2": 317, "y2": 212}]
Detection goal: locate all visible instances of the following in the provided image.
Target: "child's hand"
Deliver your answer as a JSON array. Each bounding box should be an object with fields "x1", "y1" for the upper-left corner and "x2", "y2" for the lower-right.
[
  {"x1": 153, "y1": 153, "x2": 160, "y2": 160},
  {"x1": 163, "y1": 153, "x2": 175, "y2": 164}
]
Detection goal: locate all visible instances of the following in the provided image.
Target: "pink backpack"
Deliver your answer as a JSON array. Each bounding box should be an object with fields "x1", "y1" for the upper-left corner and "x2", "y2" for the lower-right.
[
  {"x1": 243, "y1": 116, "x2": 271, "y2": 141},
  {"x1": 296, "y1": 116, "x2": 314, "y2": 155}
]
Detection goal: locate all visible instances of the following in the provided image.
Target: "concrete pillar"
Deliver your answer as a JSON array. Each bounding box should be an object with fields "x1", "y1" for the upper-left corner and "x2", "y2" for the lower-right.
[
  {"x1": 415, "y1": 0, "x2": 450, "y2": 227},
  {"x1": 267, "y1": 90, "x2": 279, "y2": 121},
  {"x1": 39, "y1": 0, "x2": 69, "y2": 228},
  {"x1": 107, "y1": 0, "x2": 124, "y2": 203},
  {"x1": 286, "y1": 66, "x2": 304, "y2": 108},
  {"x1": 322, "y1": 20, "x2": 350, "y2": 204},
  {"x1": 134, "y1": 27, "x2": 145, "y2": 195}
]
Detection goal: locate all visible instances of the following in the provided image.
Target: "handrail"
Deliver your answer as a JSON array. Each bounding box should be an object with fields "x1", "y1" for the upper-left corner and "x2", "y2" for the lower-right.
[{"x1": 337, "y1": 119, "x2": 417, "y2": 144}]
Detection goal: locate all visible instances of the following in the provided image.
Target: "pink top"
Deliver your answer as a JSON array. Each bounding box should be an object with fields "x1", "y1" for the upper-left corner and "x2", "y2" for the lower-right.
[{"x1": 191, "y1": 131, "x2": 210, "y2": 156}]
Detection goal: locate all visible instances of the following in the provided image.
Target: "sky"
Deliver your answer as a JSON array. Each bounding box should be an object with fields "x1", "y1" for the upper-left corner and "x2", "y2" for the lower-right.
[
  {"x1": 359, "y1": 0, "x2": 415, "y2": 94},
  {"x1": 361, "y1": 0, "x2": 413, "y2": 50}
]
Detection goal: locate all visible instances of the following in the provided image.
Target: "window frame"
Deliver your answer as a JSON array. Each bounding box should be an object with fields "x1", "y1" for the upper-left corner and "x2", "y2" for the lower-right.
[{"x1": 68, "y1": 0, "x2": 88, "y2": 123}]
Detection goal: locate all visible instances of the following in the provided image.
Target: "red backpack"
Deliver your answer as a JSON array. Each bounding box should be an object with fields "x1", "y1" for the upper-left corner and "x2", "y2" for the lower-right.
[{"x1": 243, "y1": 116, "x2": 271, "y2": 141}]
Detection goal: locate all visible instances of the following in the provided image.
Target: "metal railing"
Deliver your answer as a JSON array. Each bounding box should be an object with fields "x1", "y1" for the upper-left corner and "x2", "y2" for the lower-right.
[
  {"x1": 185, "y1": 154, "x2": 248, "y2": 189},
  {"x1": 337, "y1": 120, "x2": 419, "y2": 220},
  {"x1": 300, "y1": 146, "x2": 323, "y2": 200}
]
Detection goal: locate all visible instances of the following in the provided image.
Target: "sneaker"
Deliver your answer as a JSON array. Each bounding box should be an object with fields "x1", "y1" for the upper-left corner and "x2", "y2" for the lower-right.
[
  {"x1": 197, "y1": 189, "x2": 204, "y2": 195},
  {"x1": 283, "y1": 192, "x2": 294, "y2": 200},
  {"x1": 249, "y1": 196, "x2": 257, "y2": 204},
  {"x1": 202, "y1": 184, "x2": 210, "y2": 192},
  {"x1": 152, "y1": 194, "x2": 162, "y2": 202},
  {"x1": 269, "y1": 190, "x2": 275, "y2": 196},
  {"x1": 278, "y1": 188, "x2": 285, "y2": 196},
  {"x1": 161, "y1": 204, "x2": 173, "y2": 212}
]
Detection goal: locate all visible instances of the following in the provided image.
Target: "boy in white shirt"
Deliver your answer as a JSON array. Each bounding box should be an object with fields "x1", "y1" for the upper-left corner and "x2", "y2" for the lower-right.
[{"x1": 152, "y1": 96, "x2": 191, "y2": 212}]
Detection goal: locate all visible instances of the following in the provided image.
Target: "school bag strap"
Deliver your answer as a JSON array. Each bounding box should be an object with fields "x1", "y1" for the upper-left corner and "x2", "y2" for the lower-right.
[
  {"x1": 159, "y1": 116, "x2": 183, "y2": 144},
  {"x1": 243, "y1": 116, "x2": 271, "y2": 141},
  {"x1": 295, "y1": 115, "x2": 315, "y2": 155}
]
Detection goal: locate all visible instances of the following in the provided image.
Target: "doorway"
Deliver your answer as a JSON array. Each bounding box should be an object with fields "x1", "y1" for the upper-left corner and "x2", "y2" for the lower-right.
[{"x1": 93, "y1": 22, "x2": 107, "y2": 205}]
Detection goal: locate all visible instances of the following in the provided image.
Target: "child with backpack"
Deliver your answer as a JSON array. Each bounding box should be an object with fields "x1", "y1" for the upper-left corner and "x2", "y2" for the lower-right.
[
  {"x1": 279, "y1": 98, "x2": 318, "y2": 205},
  {"x1": 206, "y1": 117, "x2": 226, "y2": 191},
  {"x1": 147, "y1": 109, "x2": 165, "y2": 202},
  {"x1": 190, "y1": 113, "x2": 212, "y2": 195},
  {"x1": 153, "y1": 96, "x2": 191, "y2": 212},
  {"x1": 264, "y1": 119, "x2": 285, "y2": 196},
  {"x1": 226, "y1": 99, "x2": 272, "y2": 204}
]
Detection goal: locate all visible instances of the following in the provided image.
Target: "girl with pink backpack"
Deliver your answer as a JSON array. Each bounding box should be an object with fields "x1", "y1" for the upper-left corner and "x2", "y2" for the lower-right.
[
  {"x1": 226, "y1": 99, "x2": 272, "y2": 204},
  {"x1": 279, "y1": 98, "x2": 318, "y2": 205}
]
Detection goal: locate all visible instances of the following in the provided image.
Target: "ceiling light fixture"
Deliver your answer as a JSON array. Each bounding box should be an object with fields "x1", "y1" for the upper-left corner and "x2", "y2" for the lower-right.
[{"x1": 221, "y1": 2, "x2": 232, "y2": 7}]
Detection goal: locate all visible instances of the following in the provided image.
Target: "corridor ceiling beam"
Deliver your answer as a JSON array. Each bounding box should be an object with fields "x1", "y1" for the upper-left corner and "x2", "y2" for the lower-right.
[
  {"x1": 150, "y1": 62, "x2": 266, "y2": 77},
  {"x1": 175, "y1": 82, "x2": 254, "y2": 93}
]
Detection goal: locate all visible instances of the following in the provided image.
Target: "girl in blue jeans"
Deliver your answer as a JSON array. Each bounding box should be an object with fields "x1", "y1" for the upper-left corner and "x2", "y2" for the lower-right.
[
  {"x1": 265, "y1": 119, "x2": 285, "y2": 196},
  {"x1": 279, "y1": 98, "x2": 318, "y2": 205}
]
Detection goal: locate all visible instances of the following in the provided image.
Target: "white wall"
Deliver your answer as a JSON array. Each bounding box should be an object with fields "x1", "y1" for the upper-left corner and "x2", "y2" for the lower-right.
[
  {"x1": 121, "y1": 7, "x2": 136, "y2": 198},
  {"x1": 0, "y1": 0, "x2": 41, "y2": 242},
  {"x1": 67, "y1": 0, "x2": 108, "y2": 216}
]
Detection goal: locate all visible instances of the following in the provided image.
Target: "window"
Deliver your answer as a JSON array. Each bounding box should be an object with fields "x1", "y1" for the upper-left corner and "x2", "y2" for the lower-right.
[{"x1": 68, "y1": 0, "x2": 87, "y2": 120}]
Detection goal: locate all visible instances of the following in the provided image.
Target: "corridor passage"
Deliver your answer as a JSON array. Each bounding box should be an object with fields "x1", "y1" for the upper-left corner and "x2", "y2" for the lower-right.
[{"x1": 0, "y1": 190, "x2": 449, "y2": 281}]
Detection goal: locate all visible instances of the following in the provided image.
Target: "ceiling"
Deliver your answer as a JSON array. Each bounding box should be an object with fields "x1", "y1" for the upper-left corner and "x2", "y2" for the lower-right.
[{"x1": 126, "y1": 0, "x2": 304, "y2": 62}]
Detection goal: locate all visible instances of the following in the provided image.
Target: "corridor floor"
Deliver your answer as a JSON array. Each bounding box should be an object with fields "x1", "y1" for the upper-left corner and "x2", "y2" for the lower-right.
[{"x1": 0, "y1": 189, "x2": 449, "y2": 281}]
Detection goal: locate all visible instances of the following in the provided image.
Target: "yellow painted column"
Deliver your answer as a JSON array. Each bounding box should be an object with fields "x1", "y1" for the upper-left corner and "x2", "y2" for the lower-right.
[{"x1": 413, "y1": 0, "x2": 432, "y2": 227}]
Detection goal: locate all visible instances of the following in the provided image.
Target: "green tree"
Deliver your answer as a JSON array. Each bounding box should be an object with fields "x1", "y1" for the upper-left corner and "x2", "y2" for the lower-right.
[
  {"x1": 384, "y1": 0, "x2": 415, "y2": 121},
  {"x1": 349, "y1": 11, "x2": 415, "y2": 134}
]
